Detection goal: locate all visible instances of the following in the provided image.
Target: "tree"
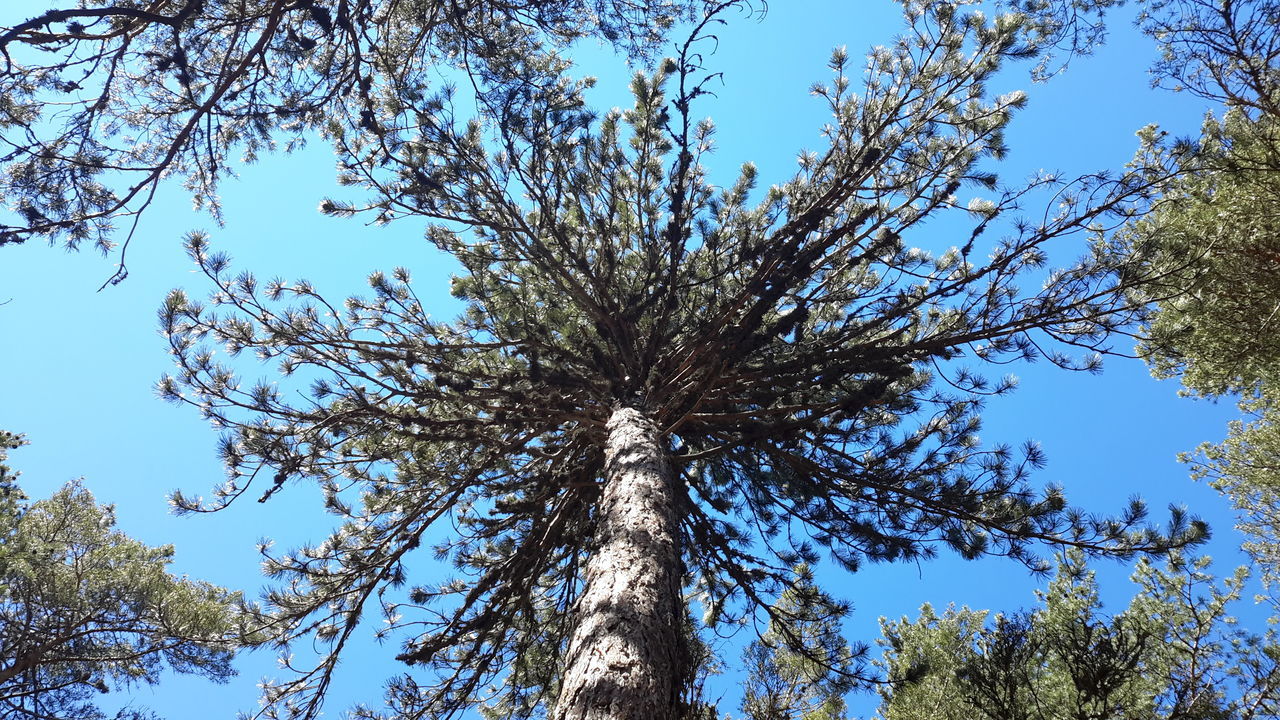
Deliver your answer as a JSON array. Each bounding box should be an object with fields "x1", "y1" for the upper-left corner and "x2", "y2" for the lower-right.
[
  {"x1": 0, "y1": 430, "x2": 24, "y2": 561},
  {"x1": 0, "y1": 433, "x2": 260, "y2": 719},
  {"x1": 740, "y1": 566, "x2": 854, "y2": 720},
  {"x1": 1140, "y1": 0, "x2": 1280, "y2": 121},
  {"x1": 1132, "y1": 107, "x2": 1280, "y2": 607},
  {"x1": 874, "y1": 551, "x2": 1280, "y2": 720},
  {"x1": 0, "y1": 0, "x2": 702, "y2": 276},
  {"x1": 1126, "y1": 0, "x2": 1280, "y2": 608},
  {"x1": 155, "y1": 3, "x2": 1208, "y2": 719}
]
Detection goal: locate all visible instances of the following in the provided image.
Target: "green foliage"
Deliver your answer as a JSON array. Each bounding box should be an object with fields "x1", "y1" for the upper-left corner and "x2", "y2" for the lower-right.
[
  {"x1": 1134, "y1": 108, "x2": 1280, "y2": 398},
  {"x1": 741, "y1": 567, "x2": 855, "y2": 720},
  {"x1": 874, "y1": 551, "x2": 1280, "y2": 720},
  {"x1": 0, "y1": 440, "x2": 260, "y2": 719},
  {"x1": 152, "y1": 1, "x2": 1208, "y2": 717},
  {"x1": 1129, "y1": 112, "x2": 1280, "y2": 594},
  {"x1": 1139, "y1": 0, "x2": 1280, "y2": 119},
  {"x1": 1194, "y1": 407, "x2": 1280, "y2": 607},
  {"x1": 876, "y1": 602, "x2": 990, "y2": 720},
  {"x1": 0, "y1": 430, "x2": 27, "y2": 567},
  {"x1": 1145, "y1": 121, "x2": 1280, "y2": 591},
  {"x1": 0, "y1": 0, "x2": 700, "y2": 266},
  {"x1": 1126, "y1": 0, "x2": 1280, "y2": 611}
]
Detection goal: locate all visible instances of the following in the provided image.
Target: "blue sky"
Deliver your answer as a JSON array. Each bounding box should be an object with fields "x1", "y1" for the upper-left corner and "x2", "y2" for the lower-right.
[{"x1": 0, "y1": 1, "x2": 1258, "y2": 717}]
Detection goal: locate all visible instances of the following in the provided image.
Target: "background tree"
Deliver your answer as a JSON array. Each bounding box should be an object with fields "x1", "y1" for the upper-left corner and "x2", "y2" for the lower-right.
[
  {"x1": 1140, "y1": 0, "x2": 1280, "y2": 119},
  {"x1": 155, "y1": 2, "x2": 1208, "y2": 719},
  {"x1": 872, "y1": 602, "x2": 989, "y2": 720},
  {"x1": 0, "y1": 435, "x2": 260, "y2": 719},
  {"x1": 0, "y1": 430, "x2": 24, "y2": 564},
  {"x1": 874, "y1": 551, "x2": 1280, "y2": 720},
  {"x1": 0, "y1": 0, "x2": 703, "y2": 276},
  {"x1": 1131, "y1": 106, "x2": 1280, "y2": 607},
  {"x1": 740, "y1": 566, "x2": 854, "y2": 720},
  {"x1": 1126, "y1": 0, "x2": 1280, "y2": 608}
]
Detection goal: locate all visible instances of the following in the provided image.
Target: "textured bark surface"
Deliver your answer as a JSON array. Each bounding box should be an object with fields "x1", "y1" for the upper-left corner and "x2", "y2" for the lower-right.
[{"x1": 552, "y1": 407, "x2": 683, "y2": 720}]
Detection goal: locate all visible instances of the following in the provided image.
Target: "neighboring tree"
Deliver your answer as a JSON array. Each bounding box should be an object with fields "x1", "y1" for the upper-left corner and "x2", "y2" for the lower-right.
[
  {"x1": 0, "y1": 0, "x2": 701, "y2": 272},
  {"x1": 156, "y1": 2, "x2": 1207, "y2": 719},
  {"x1": 0, "y1": 430, "x2": 24, "y2": 560},
  {"x1": 1127, "y1": 0, "x2": 1280, "y2": 607},
  {"x1": 1141, "y1": 0, "x2": 1280, "y2": 120},
  {"x1": 873, "y1": 602, "x2": 990, "y2": 720},
  {"x1": 874, "y1": 551, "x2": 1280, "y2": 720},
  {"x1": 1132, "y1": 106, "x2": 1280, "y2": 606},
  {"x1": 741, "y1": 566, "x2": 854, "y2": 720},
  {"x1": 0, "y1": 434, "x2": 259, "y2": 719}
]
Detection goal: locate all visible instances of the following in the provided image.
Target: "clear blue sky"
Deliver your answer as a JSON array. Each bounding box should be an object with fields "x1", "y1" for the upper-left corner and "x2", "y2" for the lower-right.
[{"x1": 0, "y1": 1, "x2": 1254, "y2": 717}]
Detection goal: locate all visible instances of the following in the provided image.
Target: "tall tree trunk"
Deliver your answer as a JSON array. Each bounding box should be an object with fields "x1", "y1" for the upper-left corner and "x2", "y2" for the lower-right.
[{"x1": 552, "y1": 406, "x2": 684, "y2": 720}]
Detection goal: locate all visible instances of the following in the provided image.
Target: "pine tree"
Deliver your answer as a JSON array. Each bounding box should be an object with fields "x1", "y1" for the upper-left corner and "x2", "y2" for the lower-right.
[
  {"x1": 1125, "y1": 0, "x2": 1280, "y2": 610},
  {"x1": 0, "y1": 430, "x2": 24, "y2": 564},
  {"x1": 741, "y1": 566, "x2": 854, "y2": 720},
  {"x1": 157, "y1": 3, "x2": 1206, "y2": 718},
  {"x1": 874, "y1": 551, "x2": 1280, "y2": 720},
  {"x1": 0, "y1": 0, "x2": 700, "y2": 271},
  {"x1": 0, "y1": 434, "x2": 260, "y2": 719}
]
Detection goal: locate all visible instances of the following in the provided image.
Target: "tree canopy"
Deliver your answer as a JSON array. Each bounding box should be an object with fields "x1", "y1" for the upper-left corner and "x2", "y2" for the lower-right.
[
  {"x1": 0, "y1": 0, "x2": 702, "y2": 277},
  {"x1": 0, "y1": 434, "x2": 259, "y2": 720},
  {"x1": 148, "y1": 2, "x2": 1210, "y2": 717},
  {"x1": 1127, "y1": 0, "x2": 1280, "y2": 609},
  {"x1": 874, "y1": 551, "x2": 1280, "y2": 720},
  {"x1": 12, "y1": 0, "x2": 1280, "y2": 716},
  {"x1": 740, "y1": 565, "x2": 855, "y2": 720}
]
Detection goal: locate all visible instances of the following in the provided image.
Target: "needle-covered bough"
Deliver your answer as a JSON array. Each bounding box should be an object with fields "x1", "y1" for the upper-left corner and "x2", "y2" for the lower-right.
[{"x1": 0, "y1": 0, "x2": 700, "y2": 282}]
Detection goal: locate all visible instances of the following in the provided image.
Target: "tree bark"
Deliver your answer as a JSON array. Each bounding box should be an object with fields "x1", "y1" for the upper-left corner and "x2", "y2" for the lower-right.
[{"x1": 552, "y1": 406, "x2": 684, "y2": 720}]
